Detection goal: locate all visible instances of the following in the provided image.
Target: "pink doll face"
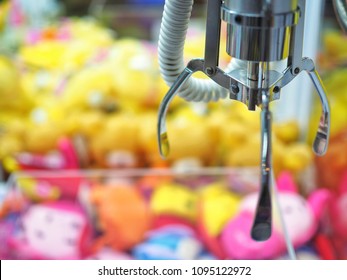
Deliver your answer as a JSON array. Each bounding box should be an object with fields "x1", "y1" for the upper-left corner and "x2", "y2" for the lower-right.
[
  {"x1": 277, "y1": 193, "x2": 314, "y2": 243},
  {"x1": 22, "y1": 202, "x2": 88, "y2": 259}
]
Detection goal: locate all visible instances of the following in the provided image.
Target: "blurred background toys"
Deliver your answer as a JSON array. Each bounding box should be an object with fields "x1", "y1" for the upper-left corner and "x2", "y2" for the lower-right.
[{"x1": 0, "y1": 0, "x2": 346, "y2": 261}]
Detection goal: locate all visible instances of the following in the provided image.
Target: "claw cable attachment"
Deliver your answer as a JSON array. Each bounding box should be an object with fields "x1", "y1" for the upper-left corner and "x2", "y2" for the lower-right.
[{"x1": 157, "y1": 0, "x2": 330, "y2": 242}]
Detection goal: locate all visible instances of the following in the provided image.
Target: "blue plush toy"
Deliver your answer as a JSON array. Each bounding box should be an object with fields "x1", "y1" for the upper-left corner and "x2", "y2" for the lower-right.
[{"x1": 132, "y1": 225, "x2": 205, "y2": 260}]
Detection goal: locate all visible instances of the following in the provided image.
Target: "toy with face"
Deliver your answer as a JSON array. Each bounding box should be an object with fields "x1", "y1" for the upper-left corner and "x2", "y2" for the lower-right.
[
  {"x1": 220, "y1": 172, "x2": 330, "y2": 259},
  {"x1": 9, "y1": 201, "x2": 91, "y2": 259}
]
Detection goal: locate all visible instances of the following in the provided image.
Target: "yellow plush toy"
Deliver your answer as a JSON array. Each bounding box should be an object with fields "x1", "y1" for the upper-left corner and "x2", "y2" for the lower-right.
[
  {"x1": 107, "y1": 38, "x2": 159, "y2": 113},
  {"x1": 0, "y1": 114, "x2": 27, "y2": 160},
  {"x1": 150, "y1": 182, "x2": 198, "y2": 223},
  {"x1": 165, "y1": 106, "x2": 218, "y2": 168},
  {"x1": 89, "y1": 112, "x2": 141, "y2": 168},
  {"x1": 0, "y1": 55, "x2": 33, "y2": 113},
  {"x1": 61, "y1": 63, "x2": 118, "y2": 113},
  {"x1": 198, "y1": 182, "x2": 241, "y2": 237}
]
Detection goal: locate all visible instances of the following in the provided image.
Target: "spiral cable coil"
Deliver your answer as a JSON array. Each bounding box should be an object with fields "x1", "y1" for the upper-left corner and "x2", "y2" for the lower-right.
[{"x1": 158, "y1": 0, "x2": 235, "y2": 102}]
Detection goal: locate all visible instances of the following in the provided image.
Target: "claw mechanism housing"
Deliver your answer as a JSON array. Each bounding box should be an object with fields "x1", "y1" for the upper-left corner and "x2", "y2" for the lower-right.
[{"x1": 157, "y1": 0, "x2": 331, "y2": 241}]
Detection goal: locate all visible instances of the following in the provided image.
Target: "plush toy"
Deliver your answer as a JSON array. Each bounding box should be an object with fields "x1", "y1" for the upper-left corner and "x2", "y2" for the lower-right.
[
  {"x1": 0, "y1": 114, "x2": 28, "y2": 162},
  {"x1": 89, "y1": 113, "x2": 141, "y2": 168},
  {"x1": 16, "y1": 177, "x2": 61, "y2": 202},
  {"x1": 61, "y1": 63, "x2": 118, "y2": 114},
  {"x1": 220, "y1": 172, "x2": 330, "y2": 259},
  {"x1": 0, "y1": 55, "x2": 32, "y2": 114},
  {"x1": 132, "y1": 225, "x2": 203, "y2": 260},
  {"x1": 326, "y1": 171, "x2": 347, "y2": 259},
  {"x1": 106, "y1": 39, "x2": 162, "y2": 113},
  {"x1": 9, "y1": 201, "x2": 92, "y2": 259},
  {"x1": 150, "y1": 182, "x2": 198, "y2": 223},
  {"x1": 165, "y1": 106, "x2": 218, "y2": 168},
  {"x1": 197, "y1": 182, "x2": 241, "y2": 259},
  {"x1": 16, "y1": 137, "x2": 79, "y2": 170},
  {"x1": 89, "y1": 183, "x2": 151, "y2": 252},
  {"x1": 329, "y1": 172, "x2": 347, "y2": 238}
]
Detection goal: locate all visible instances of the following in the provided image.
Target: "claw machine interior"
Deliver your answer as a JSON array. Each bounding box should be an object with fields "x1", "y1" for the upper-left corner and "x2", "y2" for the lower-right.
[{"x1": 0, "y1": 0, "x2": 347, "y2": 260}]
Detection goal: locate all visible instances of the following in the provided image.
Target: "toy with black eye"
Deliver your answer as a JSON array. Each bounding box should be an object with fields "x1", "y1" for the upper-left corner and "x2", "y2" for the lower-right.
[{"x1": 157, "y1": 0, "x2": 331, "y2": 241}]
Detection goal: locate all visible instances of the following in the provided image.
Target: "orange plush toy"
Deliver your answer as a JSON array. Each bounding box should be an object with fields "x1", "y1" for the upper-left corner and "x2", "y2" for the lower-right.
[{"x1": 90, "y1": 184, "x2": 151, "y2": 252}]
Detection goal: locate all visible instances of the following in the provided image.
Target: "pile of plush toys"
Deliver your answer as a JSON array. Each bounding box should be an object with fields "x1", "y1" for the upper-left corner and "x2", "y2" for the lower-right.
[{"x1": 0, "y1": 169, "x2": 342, "y2": 260}]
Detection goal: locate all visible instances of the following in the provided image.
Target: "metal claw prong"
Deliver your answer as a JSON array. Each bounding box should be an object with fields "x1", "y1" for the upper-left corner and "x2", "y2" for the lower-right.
[
  {"x1": 306, "y1": 68, "x2": 330, "y2": 156},
  {"x1": 251, "y1": 62, "x2": 272, "y2": 241},
  {"x1": 157, "y1": 60, "x2": 203, "y2": 158}
]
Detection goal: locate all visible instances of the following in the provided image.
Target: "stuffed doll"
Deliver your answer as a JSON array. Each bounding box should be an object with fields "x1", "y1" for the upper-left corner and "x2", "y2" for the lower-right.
[
  {"x1": 220, "y1": 172, "x2": 330, "y2": 259},
  {"x1": 8, "y1": 201, "x2": 92, "y2": 259}
]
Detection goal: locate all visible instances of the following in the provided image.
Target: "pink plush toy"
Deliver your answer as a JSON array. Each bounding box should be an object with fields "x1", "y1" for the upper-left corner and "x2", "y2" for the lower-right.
[
  {"x1": 220, "y1": 172, "x2": 330, "y2": 260},
  {"x1": 329, "y1": 172, "x2": 347, "y2": 239},
  {"x1": 327, "y1": 171, "x2": 347, "y2": 259},
  {"x1": 9, "y1": 201, "x2": 92, "y2": 259}
]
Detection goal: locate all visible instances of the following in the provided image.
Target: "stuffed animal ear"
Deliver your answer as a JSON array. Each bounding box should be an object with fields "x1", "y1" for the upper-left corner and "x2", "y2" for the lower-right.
[
  {"x1": 308, "y1": 189, "x2": 331, "y2": 220},
  {"x1": 276, "y1": 172, "x2": 297, "y2": 193}
]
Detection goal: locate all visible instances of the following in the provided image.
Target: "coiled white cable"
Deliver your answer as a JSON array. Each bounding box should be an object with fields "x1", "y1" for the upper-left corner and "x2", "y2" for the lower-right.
[{"x1": 158, "y1": 0, "x2": 234, "y2": 102}]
